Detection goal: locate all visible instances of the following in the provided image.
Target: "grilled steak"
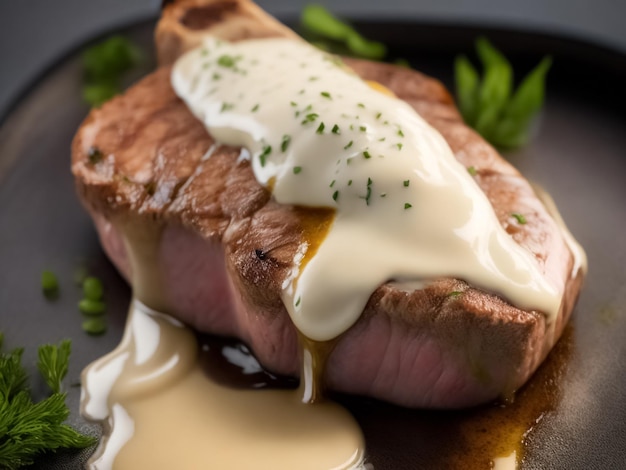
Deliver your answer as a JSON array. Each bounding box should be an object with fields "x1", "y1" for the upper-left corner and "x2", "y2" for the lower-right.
[{"x1": 71, "y1": 1, "x2": 584, "y2": 408}]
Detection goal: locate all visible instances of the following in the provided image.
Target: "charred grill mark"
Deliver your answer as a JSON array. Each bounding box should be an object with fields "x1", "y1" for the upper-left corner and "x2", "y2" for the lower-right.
[{"x1": 180, "y1": 2, "x2": 240, "y2": 30}]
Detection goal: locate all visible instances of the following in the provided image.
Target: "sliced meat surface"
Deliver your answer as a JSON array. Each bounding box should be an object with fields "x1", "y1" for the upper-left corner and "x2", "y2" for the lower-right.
[{"x1": 72, "y1": 60, "x2": 583, "y2": 408}]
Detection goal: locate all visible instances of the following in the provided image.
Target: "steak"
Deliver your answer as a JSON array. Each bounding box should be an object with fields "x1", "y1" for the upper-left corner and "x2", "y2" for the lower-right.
[{"x1": 71, "y1": 1, "x2": 584, "y2": 408}]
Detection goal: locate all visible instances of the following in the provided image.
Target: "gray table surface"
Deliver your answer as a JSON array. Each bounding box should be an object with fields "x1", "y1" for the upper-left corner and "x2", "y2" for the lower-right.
[{"x1": 0, "y1": 0, "x2": 625, "y2": 120}]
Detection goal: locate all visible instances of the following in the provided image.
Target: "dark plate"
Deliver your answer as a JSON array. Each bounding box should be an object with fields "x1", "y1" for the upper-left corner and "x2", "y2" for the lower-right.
[{"x1": 1, "y1": 19, "x2": 625, "y2": 470}]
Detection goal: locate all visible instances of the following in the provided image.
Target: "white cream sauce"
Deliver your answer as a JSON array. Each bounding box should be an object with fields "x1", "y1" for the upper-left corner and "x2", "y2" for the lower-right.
[
  {"x1": 172, "y1": 37, "x2": 561, "y2": 341},
  {"x1": 81, "y1": 300, "x2": 367, "y2": 470}
]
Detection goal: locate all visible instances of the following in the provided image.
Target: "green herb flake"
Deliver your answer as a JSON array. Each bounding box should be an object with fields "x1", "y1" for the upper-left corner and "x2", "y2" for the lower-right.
[
  {"x1": 363, "y1": 151, "x2": 372, "y2": 159},
  {"x1": 396, "y1": 143, "x2": 403, "y2": 150},
  {"x1": 404, "y1": 203, "x2": 413, "y2": 209},
  {"x1": 320, "y1": 91, "x2": 332, "y2": 99},
  {"x1": 359, "y1": 126, "x2": 367, "y2": 132},
  {"x1": 301, "y1": 113, "x2": 319, "y2": 125},
  {"x1": 467, "y1": 166, "x2": 478, "y2": 176},
  {"x1": 448, "y1": 291, "x2": 463, "y2": 298},
  {"x1": 380, "y1": 193, "x2": 387, "y2": 197},
  {"x1": 344, "y1": 140, "x2": 354, "y2": 150},
  {"x1": 259, "y1": 145, "x2": 272, "y2": 167},
  {"x1": 290, "y1": 101, "x2": 297, "y2": 107},
  {"x1": 332, "y1": 190, "x2": 339, "y2": 201},
  {"x1": 397, "y1": 129, "x2": 405, "y2": 137},
  {"x1": 41, "y1": 270, "x2": 59, "y2": 299},
  {"x1": 357, "y1": 103, "x2": 365, "y2": 108},
  {"x1": 281, "y1": 135, "x2": 292, "y2": 152},
  {"x1": 212, "y1": 72, "x2": 221, "y2": 81},
  {"x1": 332, "y1": 124, "x2": 341, "y2": 134},
  {"x1": 330, "y1": 180, "x2": 336, "y2": 188},
  {"x1": 511, "y1": 213, "x2": 527, "y2": 224},
  {"x1": 293, "y1": 166, "x2": 302, "y2": 174},
  {"x1": 309, "y1": 76, "x2": 319, "y2": 81},
  {"x1": 220, "y1": 102, "x2": 234, "y2": 113},
  {"x1": 217, "y1": 54, "x2": 236, "y2": 67},
  {"x1": 403, "y1": 180, "x2": 410, "y2": 187},
  {"x1": 295, "y1": 297, "x2": 302, "y2": 307},
  {"x1": 348, "y1": 179, "x2": 353, "y2": 186},
  {"x1": 251, "y1": 103, "x2": 260, "y2": 112},
  {"x1": 316, "y1": 122, "x2": 326, "y2": 134},
  {"x1": 376, "y1": 112, "x2": 382, "y2": 120}
]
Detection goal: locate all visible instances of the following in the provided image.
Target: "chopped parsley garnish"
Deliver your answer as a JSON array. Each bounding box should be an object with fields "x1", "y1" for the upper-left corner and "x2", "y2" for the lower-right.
[
  {"x1": 403, "y1": 180, "x2": 410, "y2": 187},
  {"x1": 396, "y1": 143, "x2": 403, "y2": 150},
  {"x1": 320, "y1": 91, "x2": 332, "y2": 99},
  {"x1": 212, "y1": 72, "x2": 221, "y2": 80},
  {"x1": 344, "y1": 140, "x2": 353, "y2": 150},
  {"x1": 360, "y1": 178, "x2": 373, "y2": 205},
  {"x1": 0, "y1": 336, "x2": 96, "y2": 468},
  {"x1": 332, "y1": 190, "x2": 339, "y2": 201},
  {"x1": 295, "y1": 297, "x2": 302, "y2": 307},
  {"x1": 404, "y1": 203, "x2": 412, "y2": 209},
  {"x1": 281, "y1": 135, "x2": 292, "y2": 152},
  {"x1": 397, "y1": 129, "x2": 405, "y2": 137},
  {"x1": 511, "y1": 213, "x2": 527, "y2": 224},
  {"x1": 259, "y1": 145, "x2": 272, "y2": 167},
  {"x1": 217, "y1": 54, "x2": 236, "y2": 67},
  {"x1": 359, "y1": 126, "x2": 366, "y2": 132},
  {"x1": 363, "y1": 151, "x2": 371, "y2": 159},
  {"x1": 251, "y1": 103, "x2": 260, "y2": 112},
  {"x1": 316, "y1": 122, "x2": 326, "y2": 134},
  {"x1": 330, "y1": 180, "x2": 336, "y2": 188},
  {"x1": 220, "y1": 102, "x2": 234, "y2": 112},
  {"x1": 290, "y1": 101, "x2": 298, "y2": 107},
  {"x1": 332, "y1": 124, "x2": 341, "y2": 134},
  {"x1": 357, "y1": 103, "x2": 365, "y2": 108},
  {"x1": 348, "y1": 179, "x2": 353, "y2": 186},
  {"x1": 467, "y1": 166, "x2": 478, "y2": 176},
  {"x1": 293, "y1": 166, "x2": 302, "y2": 175},
  {"x1": 301, "y1": 113, "x2": 319, "y2": 125},
  {"x1": 376, "y1": 112, "x2": 382, "y2": 120}
]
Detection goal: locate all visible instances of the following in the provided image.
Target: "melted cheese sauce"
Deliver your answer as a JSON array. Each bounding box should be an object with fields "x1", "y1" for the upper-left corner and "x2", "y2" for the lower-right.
[
  {"x1": 172, "y1": 37, "x2": 561, "y2": 341},
  {"x1": 81, "y1": 300, "x2": 366, "y2": 470}
]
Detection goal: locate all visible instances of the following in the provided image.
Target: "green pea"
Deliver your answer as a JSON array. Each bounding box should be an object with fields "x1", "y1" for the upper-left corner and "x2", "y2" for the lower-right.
[
  {"x1": 82, "y1": 317, "x2": 107, "y2": 336},
  {"x1": 41, "y1": 270, "x2": 59, "y2": 298},
  {"x1": 82, "y1": 277, "x2": 104, "y2": 301},
  {"x1": 78, "y1": 299, "x2": 106, "y2": 315}
]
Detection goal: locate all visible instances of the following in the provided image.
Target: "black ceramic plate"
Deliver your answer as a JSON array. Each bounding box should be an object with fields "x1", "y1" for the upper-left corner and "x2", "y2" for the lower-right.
[{"x1": 1, "y1": 19, "x2": 625, "y2": 470}]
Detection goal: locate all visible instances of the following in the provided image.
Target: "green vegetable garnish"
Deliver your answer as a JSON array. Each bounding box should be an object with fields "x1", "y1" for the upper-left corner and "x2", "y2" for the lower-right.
[
  {"x1": 41, "y1": 270, "x2": 59, "y2": 299},
  {"x1": 0, "y1": 336, "x2": 96, "y2": 468},
  {"x1": 82, "y1": 318, "x2": 107, "y2": 336},
  {"x1": 293, "y1": 166, "x2": 302, "y2": 174},
  {"x1": 82, "y1": 277, "x2": 103, "y2": 301},
  {"x1": 454, "y1": 37, "x2": 551, "y2": 149},
  {"x1": 301, "y1": 5, "x2": 387, "y2": 60},
  {"x1": 467, "y1": 166, "x2": 478, "y2": 176},
  {"x1": 82, "y1": 35, "x2": 142, "y2": 108},
  {"x1": 78, "y1": 299, "x2": 106, "y2": 316}
]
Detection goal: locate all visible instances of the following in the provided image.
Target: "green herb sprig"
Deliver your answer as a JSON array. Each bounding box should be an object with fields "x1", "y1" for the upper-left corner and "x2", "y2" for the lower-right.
[
  {"x1": 0, "y1": 335, "x2": 96, "y2": 469},
  {"x1": 82, "y1": 36, "x2": 142, "y2": 108},
  {"x1": 300, "y1": 5, "x2": 386, "y2": 60},
  {"x1": 455, "y1": 37, "x2": 551, "y2": 149}
]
